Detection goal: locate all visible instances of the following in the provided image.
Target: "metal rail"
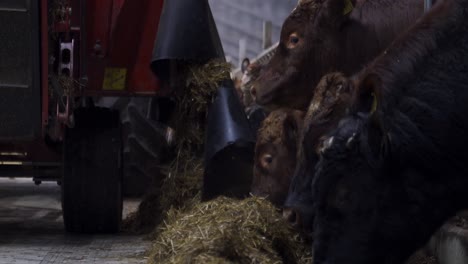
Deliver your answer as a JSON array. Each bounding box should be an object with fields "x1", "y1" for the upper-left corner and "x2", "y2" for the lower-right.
[{"x1": 232, "y1": 42, "x2": 278, "y2": 79}]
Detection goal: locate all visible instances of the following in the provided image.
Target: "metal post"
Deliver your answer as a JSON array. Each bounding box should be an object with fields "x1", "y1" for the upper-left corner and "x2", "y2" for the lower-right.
[
  {"x1": 239, "y1": 38, "x2": 247, "y2": 68},
  {"x1": 262, "y1": 21, "x2": 272, "y2": 49},
  {"x1": 424, "y1": 0, "x2": 433, "y2": 12}
]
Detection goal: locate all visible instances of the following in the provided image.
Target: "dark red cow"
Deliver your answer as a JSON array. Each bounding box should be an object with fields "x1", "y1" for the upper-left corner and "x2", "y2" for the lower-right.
[
  {"x1": 308, "y1": 0, "x2": 468, "y2": 263},
  {"x1": 251, "y1": 108, "x2": 304, "y2": 206},
  {"x1": 253, "y1": 0, "x2": 427, "y2": 110}
]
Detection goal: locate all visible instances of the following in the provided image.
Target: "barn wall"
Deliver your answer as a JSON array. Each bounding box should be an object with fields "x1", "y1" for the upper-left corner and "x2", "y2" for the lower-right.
[{"x1": 209, "y1": 0, "x2": 297, "y2": 67}]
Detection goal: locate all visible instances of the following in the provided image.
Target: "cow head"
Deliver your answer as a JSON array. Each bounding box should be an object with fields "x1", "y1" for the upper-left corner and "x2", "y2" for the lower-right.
[
  {"x1": 311, "y1": 73, "x2": 438, "y2": 263},
  {"x1": 254, "y1": 0, "x2": 357, "y2": 110},
  {"x1": 251, "y1": 108, "x2": 305, "y2": 207},
  {"x1": 283, "y1": 72, "x2": 353, "y2": 233}
]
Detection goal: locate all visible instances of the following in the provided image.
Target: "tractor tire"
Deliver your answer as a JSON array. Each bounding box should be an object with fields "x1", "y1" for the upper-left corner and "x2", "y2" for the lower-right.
[
  {"x1": 62, "y1": 107, "x2": 123, "y2": 233},
  {"x1": 120, "y1": 98, "x2": 175, "y2": 197}
]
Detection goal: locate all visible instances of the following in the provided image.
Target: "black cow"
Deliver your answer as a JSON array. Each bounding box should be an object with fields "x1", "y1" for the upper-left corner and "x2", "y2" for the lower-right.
[
  {"x1": 310, "y1": 0, "x2": 468, "y2": 263},
  {"x1": 283, "y1": 72, "x2": 354, "y2": 232}
]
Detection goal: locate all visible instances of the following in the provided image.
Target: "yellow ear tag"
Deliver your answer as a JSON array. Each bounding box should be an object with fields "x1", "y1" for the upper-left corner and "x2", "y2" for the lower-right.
[
  {"x1": 343, "y1": 0, "x2": 354, "y2": 15},
  {"x1": 370, "y1": 92, "x2": 378, "y2": 114}
]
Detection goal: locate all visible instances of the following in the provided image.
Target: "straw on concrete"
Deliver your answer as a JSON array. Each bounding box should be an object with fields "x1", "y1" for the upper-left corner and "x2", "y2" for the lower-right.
[{"x1": 148, "y1": 196, "x2": 312, "y2": 264}]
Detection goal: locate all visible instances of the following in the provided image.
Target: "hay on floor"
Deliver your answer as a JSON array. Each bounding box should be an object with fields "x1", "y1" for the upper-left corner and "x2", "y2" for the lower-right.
[
  {"x1": 148, "y1": 196, "x2": 312, "y2": 264},
  {"x1": 122, "y1": 156, "x2": 204, "y2": 234},
  {"x1": 122, "y1": 59, "x2": 232, "y2": 234}
]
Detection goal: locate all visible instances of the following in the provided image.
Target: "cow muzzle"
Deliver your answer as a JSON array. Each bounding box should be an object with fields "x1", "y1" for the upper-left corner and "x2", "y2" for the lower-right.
[{"x1": 282, "y1": 207, "x2": 303, "y2": 228}]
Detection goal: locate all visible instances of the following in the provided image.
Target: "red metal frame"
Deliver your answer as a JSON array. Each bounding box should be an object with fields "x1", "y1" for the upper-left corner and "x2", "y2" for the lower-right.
[
  {"x1": 0, "y1": 0, "x2": 59, "y2": 163},
  {"x1": 85, "y1": 0, "x2": 164, "y2": 95},
  {"x1": 1, "y1": 0, "x2": 166, "y2": 165},
  {"x1": 0, "y1": 142, "x2": 61, "y2": 163}
]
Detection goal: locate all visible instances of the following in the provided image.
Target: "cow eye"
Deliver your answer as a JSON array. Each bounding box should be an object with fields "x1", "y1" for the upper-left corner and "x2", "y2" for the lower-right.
[
  {"x1": 290, "y1": 36, "x2": 299, "y2": 44},
  {"x1": 260, "y1": 154, "x2": 273, "y2": 168},
  {"x1": 287, "y1": 33, "x2": 300, "y2": 49}
]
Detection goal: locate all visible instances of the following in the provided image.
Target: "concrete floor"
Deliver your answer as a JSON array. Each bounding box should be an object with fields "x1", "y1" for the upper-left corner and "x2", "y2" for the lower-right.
[{"x1": 0, "y1": 178, "x2": 150, "y2": 264}]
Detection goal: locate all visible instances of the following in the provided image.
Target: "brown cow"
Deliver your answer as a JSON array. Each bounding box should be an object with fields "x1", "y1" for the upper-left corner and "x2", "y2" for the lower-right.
[
  {"x1": 251, "y1": 108, "x2": 304, "y2": 206},
  {"x1": 253, "y1": 0, "x2": 427, "y2": 110}
]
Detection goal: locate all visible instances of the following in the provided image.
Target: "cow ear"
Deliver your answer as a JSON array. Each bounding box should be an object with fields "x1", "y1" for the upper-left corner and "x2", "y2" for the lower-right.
[
  {"x1": 356, "y1": 73, "x2": 382, "y2": 115},
  {"x1": 319, "y1": 0, "x2": 355, "y2": 28},
  {"x1": 283, "y1": 112, "x2": 304, "y2": 149},
  {"x1": 342, "y1": 0, "x2": 356, "y2": 16},
  {"x1": 292, "y1": 110, "x2": 306, "y2": 126},
  {"x1": 356, "y1": 74, "x2": 390, "y2": 158},
  {"x1": 366, "y1": 112, "x2": 385, "y2": 157}
]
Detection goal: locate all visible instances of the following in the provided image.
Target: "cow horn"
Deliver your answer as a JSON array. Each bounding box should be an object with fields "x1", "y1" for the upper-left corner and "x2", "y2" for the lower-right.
[
  {"x1": 336, "y1": 84, "x2": 344, "y2": 94},
  {"x1": 346, "y1": 133, "x2": 357, "y2": 149},
  {"x1": 320, "y1": 136, "x2": 335, "y2": 154}
]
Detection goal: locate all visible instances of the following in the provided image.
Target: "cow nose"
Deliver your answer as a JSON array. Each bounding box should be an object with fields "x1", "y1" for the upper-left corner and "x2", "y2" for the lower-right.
[{"x1": 283, "y1": 207, "x2": 302, "y2": 227}]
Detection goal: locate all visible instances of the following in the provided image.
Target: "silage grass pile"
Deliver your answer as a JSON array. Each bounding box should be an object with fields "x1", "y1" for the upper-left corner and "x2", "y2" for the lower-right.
[
  {"x1": 122, "y1": 59, "x2": 313, "y2": 263},
  {"x1": 149, "y1": 196, "x2": 312, "y2": 264}
]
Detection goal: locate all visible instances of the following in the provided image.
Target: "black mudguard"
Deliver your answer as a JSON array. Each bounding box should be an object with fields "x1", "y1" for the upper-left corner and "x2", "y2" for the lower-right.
[
  {"x1": 246, "y1": 104, "x2": 268, "y2": 140},
  {"x1": 202, "y1": 80, "x2": 256, "y2": 201},
  {"x1": 149, "y1": 0, "x2": 256, "y2": 200},
  {"x1": 151, "y1": 0, "x2": 225, "y2": 79}
]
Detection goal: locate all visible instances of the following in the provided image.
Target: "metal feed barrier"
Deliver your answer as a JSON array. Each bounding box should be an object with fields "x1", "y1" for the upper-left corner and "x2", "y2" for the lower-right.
[{"x1": 231, "y1": 42, "x2": 278, "y2": 80}]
